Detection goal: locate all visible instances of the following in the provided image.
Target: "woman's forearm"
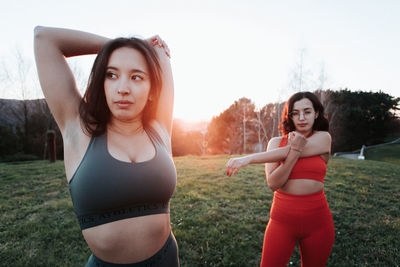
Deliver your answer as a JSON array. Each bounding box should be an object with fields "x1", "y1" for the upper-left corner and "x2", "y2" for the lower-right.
[
  {"x1": 266, "y1": 149, "x2": 301, "y2": 191},
  {"x1": 34, "y1": 26, "x2": 109, "y2": 57},
  {"x1": 246, "y1": 146, "x2": 290, "y2": 164},
  {"x1": 248, "y1": 132, "x2": 331, "y2": 164},
  {"x1": 225, "y1": 146, "x2": 291, "y2": 177}
]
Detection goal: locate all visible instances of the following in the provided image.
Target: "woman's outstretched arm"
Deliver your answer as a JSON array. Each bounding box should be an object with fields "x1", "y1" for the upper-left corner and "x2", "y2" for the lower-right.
[
  {"x1": 34, "y1": 26, "x2": 109, "y2": 133},
  {"x1": 225, "y1": 131, "x2": 331, "y2": 176},
  {"x1": 225, "y1": 145, "x2": 291, "y2": 177}
]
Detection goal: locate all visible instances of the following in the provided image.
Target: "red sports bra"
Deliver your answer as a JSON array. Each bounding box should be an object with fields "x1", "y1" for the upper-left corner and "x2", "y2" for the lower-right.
[{"x1": 279, "y1": 135, "x2": 326, "y2": 183}]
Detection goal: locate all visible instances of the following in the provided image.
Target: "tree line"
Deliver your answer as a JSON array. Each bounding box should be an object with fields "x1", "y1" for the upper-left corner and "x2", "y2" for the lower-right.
[
  {"x1": 206, "y1": 89, "x2": 400, "y2": 155},
  {"x1": 0, "y1": 99, "x2": 63, "y2": 161},
  {"x1": 0, "y1": 89, "x2": 399, "y2": 161}
]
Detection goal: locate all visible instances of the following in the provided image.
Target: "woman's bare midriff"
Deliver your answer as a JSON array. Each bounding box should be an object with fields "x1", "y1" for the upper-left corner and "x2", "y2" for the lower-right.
[
  {"x1": 82, "y1": 214, "x2": 171, "y2": 264},
  {"x1": 278, "y1": 179, "x2": 324, "y2": 195}
]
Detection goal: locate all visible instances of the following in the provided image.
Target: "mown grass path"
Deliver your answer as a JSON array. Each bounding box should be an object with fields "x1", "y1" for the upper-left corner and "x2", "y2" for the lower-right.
[{"x1": 1, "y1": 156, "x2": 399, "y2": 266}]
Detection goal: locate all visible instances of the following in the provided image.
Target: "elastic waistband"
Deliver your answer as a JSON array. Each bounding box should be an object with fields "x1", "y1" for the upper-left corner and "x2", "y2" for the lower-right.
[
  {"x1": 274, "y1": 189, "x2": 326, "y2": 201},
  {"x1": 272, "y1": 190, "x2": 329, "y2": 213},
  {"x1": 269, "y1": 190, "x2": 333, "y2": 231},
  {"x1": 90, "y1": 232, "x2": 175, "y2": 266}
]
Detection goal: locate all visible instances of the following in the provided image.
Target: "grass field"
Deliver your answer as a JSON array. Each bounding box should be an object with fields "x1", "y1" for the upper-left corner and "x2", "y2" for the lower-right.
[
  {"x1": 365, "y1": 143, "x2": 400, "y2": 165},
  {"x1": 1, "y1": 156, "x2": 399, "y2": 266}
]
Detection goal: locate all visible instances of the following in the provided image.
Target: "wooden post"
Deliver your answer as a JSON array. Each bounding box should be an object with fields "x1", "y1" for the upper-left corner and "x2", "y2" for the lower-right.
[{"x1": 46, "y1": 130, "x2": 56, "y2": 162}]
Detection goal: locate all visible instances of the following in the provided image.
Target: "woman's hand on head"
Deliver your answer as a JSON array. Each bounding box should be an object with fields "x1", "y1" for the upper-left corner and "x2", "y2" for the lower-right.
[
  {"x1": 147, "y1": 35, "x2": 170, "y2": 58},
  {"x1": 225, "y1": 157, "x2": 250, "y2": 177},
  {"x1": 288, "y1": 131, "x2": 307, "y2": 152}
]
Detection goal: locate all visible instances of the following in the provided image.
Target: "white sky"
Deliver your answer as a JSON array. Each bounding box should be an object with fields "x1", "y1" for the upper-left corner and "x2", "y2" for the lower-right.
[{"x1": 1, "y1": 0, "x2": 399, "y2": 121}]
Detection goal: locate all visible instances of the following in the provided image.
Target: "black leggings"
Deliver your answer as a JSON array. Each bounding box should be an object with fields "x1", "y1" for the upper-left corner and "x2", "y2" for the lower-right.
[{"x1": 85, "y1": 233, "x2": 179, "y2": 267}]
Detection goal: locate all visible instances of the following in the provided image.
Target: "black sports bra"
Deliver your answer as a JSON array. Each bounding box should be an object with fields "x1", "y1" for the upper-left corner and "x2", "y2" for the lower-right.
[{"x1": 68, "y1": 126, "x2": 177, "y2": 230}]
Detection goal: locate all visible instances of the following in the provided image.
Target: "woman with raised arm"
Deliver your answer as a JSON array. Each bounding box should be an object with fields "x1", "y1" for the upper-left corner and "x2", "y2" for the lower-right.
[
  {"x1": 34, "y1": 26, "x2": 178, "y2": 266},
  {"x1": 226, "y1": 92, "x2": 334, "y2": 267}
]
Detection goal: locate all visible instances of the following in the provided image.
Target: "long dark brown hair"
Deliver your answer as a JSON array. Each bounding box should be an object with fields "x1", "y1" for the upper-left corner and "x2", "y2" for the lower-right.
[
  {"x1": 279, "y1": 91, "x2": 329, "y2": 135},
  {"x1": 79, "y1": 37, "x2": 162, "y2": 136}
]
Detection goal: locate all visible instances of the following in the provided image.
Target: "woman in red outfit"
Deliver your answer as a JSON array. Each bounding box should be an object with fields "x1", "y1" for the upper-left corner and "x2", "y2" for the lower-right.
[{"x1": 226, "y1": 91, "x2": 334, "y2": 267}]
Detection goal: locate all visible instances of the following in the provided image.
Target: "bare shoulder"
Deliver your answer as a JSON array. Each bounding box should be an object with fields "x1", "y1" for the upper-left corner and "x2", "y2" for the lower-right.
[
  {"x1": 267, "y1": 136, "x2": 283, "y2": 151},
  {"x1": 313, "y1": 131, "x2": 331, "y2": 139},
  {"x1": 313, "y1": 131, "x2": 332, "y2": 159},
  {"x1": 311, "y1": 131, "x2": 332, "y2": 146}
]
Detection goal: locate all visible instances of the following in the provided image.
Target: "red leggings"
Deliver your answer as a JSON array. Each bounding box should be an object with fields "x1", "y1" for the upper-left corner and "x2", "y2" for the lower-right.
[{"x1": 260, "y1": 190, "x2": 335, "y2": 267}]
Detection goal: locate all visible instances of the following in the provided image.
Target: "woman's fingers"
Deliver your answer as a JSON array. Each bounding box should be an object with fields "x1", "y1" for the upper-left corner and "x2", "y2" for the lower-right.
[
  {"x1": 288, "y1": 131, "x2": 308, "y2": 151},
  {"x1": 149, "y1": 35, "x2": 160, "y2": 46},
  {"x1": 225, "y1": 160, "x2": 232, "y2": 176},
  {"x1": 227, "y1": 161, "x2": 235, "y2": 176},
  {"x1": 149, "y1": 35, "x2": 170, "y2": 58},
  {"x1": 226, "y1": 159, "x2": 240, "y2": 177},
  {"x1": 160, "y1": 40, "x2": 171, "y2": 58}
]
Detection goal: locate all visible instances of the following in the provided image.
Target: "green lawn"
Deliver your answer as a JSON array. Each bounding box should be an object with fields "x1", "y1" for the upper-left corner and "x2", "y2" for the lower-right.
[
  {"x1": 365, "y1": 143, "x2": 400, "y2": 165},
  {"x1": 0, "y1": 156, "x2": 399, "y2": 266}
]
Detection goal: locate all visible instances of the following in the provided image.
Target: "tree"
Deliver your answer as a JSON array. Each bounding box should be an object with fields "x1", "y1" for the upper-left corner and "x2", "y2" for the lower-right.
[
  {"x1": 68, "y1": 60, "x2": 88, "y2": 95},
  {"x1": 180, "y1": 89, "x2": 399, "y2": 156},
  {"x1": 0, "y1": 98, "x2": 63, "y2": 161},
  {"x1": 0, "y1": 125, "x2": 21, "y2": 159},
  {"x1": 0, "y1": 47, "x2": 65, "y2": 160},
  {"x1": 256, "y1": 101, "x2": 285, "y2": 148},
  {"x1": 171, "y1": 120, "x2": 204, "y2": 156},
  {"x1": 206, "y1": 98, "x2": 258, "y2": 154},
  {"x1": 0, "y1": 48, "x2": 36, "y2": 155},
  {"x1": 287, "y1": 48, "x2": 313, "y2": 93},
  {"x1": 327, "y1": 89, "x2": 399, "y2": 152}
]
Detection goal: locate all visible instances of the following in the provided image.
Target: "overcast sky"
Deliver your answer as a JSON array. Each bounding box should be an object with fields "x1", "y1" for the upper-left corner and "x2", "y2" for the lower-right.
[{"x1": 1, "y1": 0, "x2": 399, "y2": 121}]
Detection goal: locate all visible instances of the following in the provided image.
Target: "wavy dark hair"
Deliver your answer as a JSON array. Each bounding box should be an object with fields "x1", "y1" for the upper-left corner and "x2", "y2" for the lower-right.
[
  {"x1": 79, "y1": 37, "x2": 162, "y2": 136},
  {"x1": 279, "y1": 91, "x2": 329, "y2": 135}
]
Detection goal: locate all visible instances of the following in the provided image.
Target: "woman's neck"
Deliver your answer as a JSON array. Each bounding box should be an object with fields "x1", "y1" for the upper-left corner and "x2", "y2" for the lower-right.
[{"x1": 108, "y1": 117, "x2": 144, "y2": 136}]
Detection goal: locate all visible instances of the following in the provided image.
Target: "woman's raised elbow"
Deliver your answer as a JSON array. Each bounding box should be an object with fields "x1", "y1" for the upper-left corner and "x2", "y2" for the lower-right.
[
  {"x1": 34, "y1": 26, "x2": 50, "y2": 42},
  {"x1": 34, "y1": 26, "x2": 44, "y2": 38}
]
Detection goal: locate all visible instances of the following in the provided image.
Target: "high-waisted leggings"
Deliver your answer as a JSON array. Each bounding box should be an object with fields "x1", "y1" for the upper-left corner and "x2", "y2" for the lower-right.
[
  {"x1": 86, "y1": 232, "x2": 179, "y2": 267},
  {"x1": 260, "y1": 190, "x2": 335, "y2": 267}
]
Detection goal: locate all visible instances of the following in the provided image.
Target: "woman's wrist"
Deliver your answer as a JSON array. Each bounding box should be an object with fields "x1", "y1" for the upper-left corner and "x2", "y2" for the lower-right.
[
  {"x1": 290, "y1": 146, "x2": 302, "y2": 153},
  {"x1": 242, "y1": 155, "x2": 251, "y2": 165}
]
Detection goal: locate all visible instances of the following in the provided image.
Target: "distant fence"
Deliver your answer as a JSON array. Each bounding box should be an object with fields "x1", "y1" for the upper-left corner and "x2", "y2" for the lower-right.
[{"x1": 334, "y1": 138, "x2": 400, "y2": 160}]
